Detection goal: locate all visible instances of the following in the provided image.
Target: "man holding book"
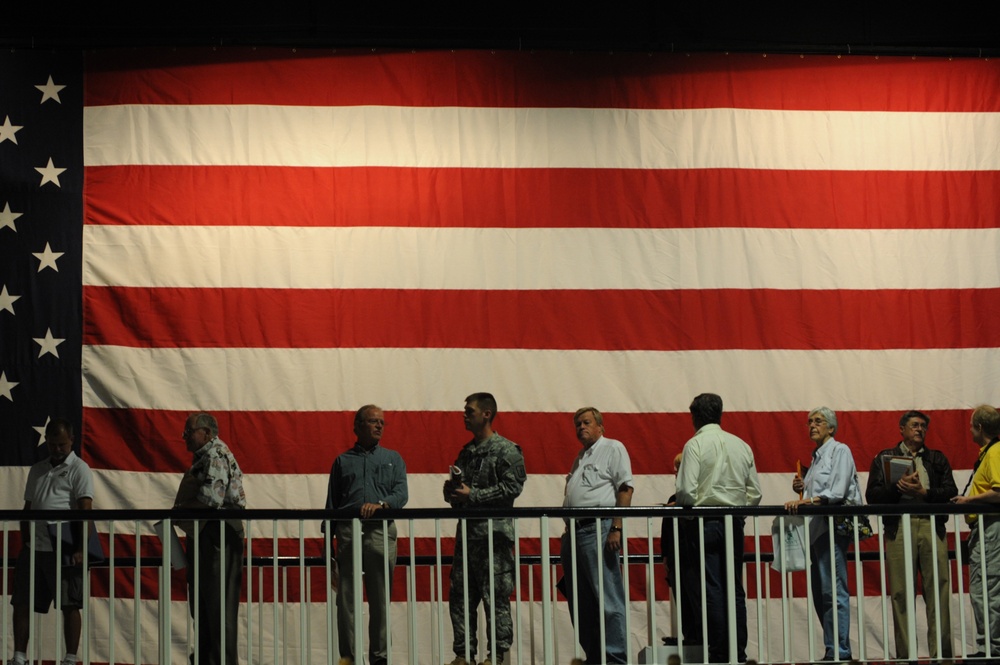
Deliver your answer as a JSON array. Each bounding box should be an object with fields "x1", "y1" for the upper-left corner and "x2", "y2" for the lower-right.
[{"x1": 865, "y1": 410, "x2": 958, "y2": 661}]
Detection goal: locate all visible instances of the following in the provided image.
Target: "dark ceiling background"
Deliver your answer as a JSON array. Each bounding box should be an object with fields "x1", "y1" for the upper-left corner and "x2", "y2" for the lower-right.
[{"x1": 3, "y1": 3, "x2": 1000, "y2": 55}]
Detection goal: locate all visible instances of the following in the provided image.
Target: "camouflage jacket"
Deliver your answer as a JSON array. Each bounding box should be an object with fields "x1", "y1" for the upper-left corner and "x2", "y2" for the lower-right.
[{"x1": 449, "y1": 432, "x2": 526, "y2": 541}]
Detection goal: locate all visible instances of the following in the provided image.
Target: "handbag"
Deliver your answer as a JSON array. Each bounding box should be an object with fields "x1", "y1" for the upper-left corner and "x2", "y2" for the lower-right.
[
  {"x1": 770, "y1": 515, "x2": 807, "y2": 572},
  {"x1": 833, "y1": 474, "x2": 874, "y2": 540}
]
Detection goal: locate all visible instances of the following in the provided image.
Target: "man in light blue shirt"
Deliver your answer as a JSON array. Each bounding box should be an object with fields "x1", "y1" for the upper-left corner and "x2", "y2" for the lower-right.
[{"x1": 326, "y1": 405, "x2": 408, "y2": 665}]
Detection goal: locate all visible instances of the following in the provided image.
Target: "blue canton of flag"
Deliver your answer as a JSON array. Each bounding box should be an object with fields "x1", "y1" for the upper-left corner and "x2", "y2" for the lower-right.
[{"x1": 0, "y1": 50, "x2": 83, "y2": 466}]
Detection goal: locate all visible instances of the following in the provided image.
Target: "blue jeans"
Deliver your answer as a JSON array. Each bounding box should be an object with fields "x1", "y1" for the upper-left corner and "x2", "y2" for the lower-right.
[
  {"x1": 809, "y1": 532, "x2": 851, "y2": 660},
  {"x1": 560, "y1": 519, "x2": 628, "y2": 664}
]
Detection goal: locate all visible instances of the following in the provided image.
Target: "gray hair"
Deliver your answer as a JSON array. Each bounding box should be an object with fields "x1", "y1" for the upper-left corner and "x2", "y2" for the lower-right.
[
  {"x1": 808, "y1": 406, "x2": 837, "y2": 434},
  {"x1": 188, "y1": 412, "x2": 219, "y2": 437}
]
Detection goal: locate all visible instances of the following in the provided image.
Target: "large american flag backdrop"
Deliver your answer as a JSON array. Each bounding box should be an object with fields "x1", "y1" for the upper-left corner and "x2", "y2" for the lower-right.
[{"x1": 2, "y1": 47, "x2": 1000, "y2": 648}]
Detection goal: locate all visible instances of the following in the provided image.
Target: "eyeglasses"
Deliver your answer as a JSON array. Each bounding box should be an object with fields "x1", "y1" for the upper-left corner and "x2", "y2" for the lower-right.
[
  {"x1": 183, "y1": 427, "x2": 207, "y2": 437},
  {"x1": 807, "y1": 418, "x2": 828, "y2": 426},
  {"x1": 364, "y1": 419, "x2": 385, "y2": 426}
]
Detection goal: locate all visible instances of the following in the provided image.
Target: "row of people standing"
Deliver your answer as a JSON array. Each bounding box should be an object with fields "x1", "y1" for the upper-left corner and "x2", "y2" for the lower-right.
[
  {"x1": 13, "y1": 400, "x2": 998, "y2": 665},
  {"x1": 9, "y1": 414, "x2": 248, "y2": 665},
  {"x1": 668, "y1": 403, "x2": 1000, "y2": 664}
]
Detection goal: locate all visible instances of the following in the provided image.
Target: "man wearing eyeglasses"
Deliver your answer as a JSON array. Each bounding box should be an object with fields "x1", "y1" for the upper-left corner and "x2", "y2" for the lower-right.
[
  {"x1": 325, "y1": 405, "x2": 408, "y2": 665},
  {"x1": 173, "y1": 412, "x2": 246, "y2": 665},
  {"x1": 866, "y1": 410, "x2": 957, "y2": 662}
]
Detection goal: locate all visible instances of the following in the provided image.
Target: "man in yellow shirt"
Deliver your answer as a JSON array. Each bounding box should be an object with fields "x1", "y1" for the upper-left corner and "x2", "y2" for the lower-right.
[{"x1": 951, "y1": 404, "x2": 1000, "y2": 659}]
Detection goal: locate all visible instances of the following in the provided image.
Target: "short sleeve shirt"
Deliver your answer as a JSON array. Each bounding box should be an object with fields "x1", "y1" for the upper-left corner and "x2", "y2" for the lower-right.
[
  {"x1": 24, "y1": 451, "x2": 95, "y2": 551},
  {"x1": 563, "y1": 436, "x2": 633, "y2": 510}
]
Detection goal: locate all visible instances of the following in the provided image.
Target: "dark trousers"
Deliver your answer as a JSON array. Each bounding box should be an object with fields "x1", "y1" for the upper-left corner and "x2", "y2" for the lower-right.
[
  {"x1": 187, "y1": 522, "x2": 244, "y2": 665},
  {"x1": 681, "y1": 517, "x2": 747, "y2": 663}
]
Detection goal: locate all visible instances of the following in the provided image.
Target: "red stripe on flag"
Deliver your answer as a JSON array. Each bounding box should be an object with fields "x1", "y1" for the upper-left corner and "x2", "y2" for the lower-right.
[
  {"x1": 82, "y1": 407, "x2": 979, "y2": 475},
  {"x1": 84, "y1": 286, "x2": 1000, "y2": 351},
  {"x1": 84, "y1": 49, "x2": 1000, "y2": 112},
  {"x1": 84, "y1": 166, "x2": 1000, "y2": 230}
]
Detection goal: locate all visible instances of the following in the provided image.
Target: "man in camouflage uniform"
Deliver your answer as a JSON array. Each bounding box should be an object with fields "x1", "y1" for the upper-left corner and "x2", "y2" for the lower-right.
[{"x1": 443, "y1": 392, "x2": 527, "y2": 665}]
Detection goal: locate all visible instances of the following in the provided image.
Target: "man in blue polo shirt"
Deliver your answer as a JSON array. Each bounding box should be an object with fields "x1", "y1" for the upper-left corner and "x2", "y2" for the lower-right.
[
  {"x1": 8, "y1": 418, "x2": 94, "y2": 665},
  {"x1": 326, "y1": 404, "x2": 408, "y2": 665}
]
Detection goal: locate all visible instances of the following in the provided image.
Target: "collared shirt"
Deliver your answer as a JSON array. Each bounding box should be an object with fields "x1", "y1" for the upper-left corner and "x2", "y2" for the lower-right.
[
  {"x1": 24, "y1": 451, "x2": 95, "y2": 551},
  {"x1": 176, "y1": 437, "x2": 246, "y2": 511},
  {"x1": 326, "y1": 442, "x2": 408, "y2": 513},
  {"x1": 563, "y1": 435, "x2": 633, "y2": 511},
  {"x1": 803, "y1": 437, "x2": 862, "y2": 542},
  {"x1": 449, "y1": 432, "x2": 526, "y2": 541},
  {"x1": 675, "y1": 423, "x2": 761, "y2": 508},
  {"x1": 966, "y1": 437, "x2": 1000, "y2": 524}
]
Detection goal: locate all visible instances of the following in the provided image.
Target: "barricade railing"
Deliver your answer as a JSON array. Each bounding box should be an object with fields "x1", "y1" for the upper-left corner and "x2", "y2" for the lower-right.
[{"x1": 0, "y1": 504, "x2": 997, "y2": 665}]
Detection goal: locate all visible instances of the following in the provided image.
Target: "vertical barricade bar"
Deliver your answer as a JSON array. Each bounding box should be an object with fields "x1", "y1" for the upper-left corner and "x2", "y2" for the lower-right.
[
  {"x1": 246, "y1": 519, "x2": 253, "y2": 665},
  {"x1": 752, "y1": 515, "x2": 764, "y2": 663},
  {"x1": 271, "y1": 523, "x2": 279, "y2": 665},
  {"x1": 953, "y1": 514, "x2": 969, "y2": 660},
  {"x1": 28, "y1": 522, "x2": 35, "y2": 665},
  {"x1": 901, "y1": 514, "x2": 917, "y2": 660},
  {"x1": 724, "y1": 514, "x2": 737, "y2": 665},
  {"x1": 298, "y1": 521, "x2": 306, "y2": 665},
  {"x1": 876, "y1": 517, "x2": 890, "y2": 661},
  {"x1": 162, "y1": 518, "x2": 172, "y2": 665},
  {"x1": 108, "y1": 521, "x2": 116, "y2": 665},
  {"x1": 434, "y1": 520, "x2": 444, "y2": 665},
  {"x1": 513, "y1": 518, "x2": 522, "y2": 665},
  {"x1": 567, "y1": 519, "x2": 580, "y2": 662},
  {"x1": 645, "y1": 516, "x2": 657, "y2": 665},
  {"x1": 383, "y1": 518, "x2": 391, "y2": 665},
  {"x1": 83, "y1": 520, "x2": 91, "y2": 665},
  {"x1": 55, "y1": 521, "x2": 63, "y2": 665},
  {"x1": 539, "y1": 515, "x2": 554, "y2": 665},
  {"x1": 407, "y1": 520, "x2": 417, "y2": 665},
  {"x1": 851, "y1": 512, "x2": 866, "y2": 662},
  {"x1": 487, "y1": 519, "x2": 496, "y2": 665},
  {"x1": 324, "y1": 518, "x2": 333, "y2": 665},
  {"x1": 620, "y1": 517, "x2": 631, "y2": 665},
  {"x1": 135, "y1": 522, "x2": 142, "y2": 665},
  {"x1": 351, "y1": 518, "x2": 363, "y2": 664}
]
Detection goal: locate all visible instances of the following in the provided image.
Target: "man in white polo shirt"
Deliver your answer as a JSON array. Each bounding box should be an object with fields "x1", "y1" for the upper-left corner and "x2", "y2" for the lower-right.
[
  {"x1": 560, "y1": 406, "x2": 634, "y2": 665},
  {"x1": 8, "y1": 418, "x2": 95, "y2": 665}
]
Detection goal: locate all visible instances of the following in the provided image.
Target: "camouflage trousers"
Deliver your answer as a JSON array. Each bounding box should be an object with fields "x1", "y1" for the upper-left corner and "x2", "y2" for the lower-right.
[{"x1": 449, "y1": 535, "x2": 515, "y2": 660}]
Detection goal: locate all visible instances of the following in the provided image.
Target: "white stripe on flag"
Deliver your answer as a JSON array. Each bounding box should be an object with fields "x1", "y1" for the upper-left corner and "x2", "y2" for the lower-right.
[
  {"x1": 82, "y1": 225, "x2": 1000, "y2": 290},
  {"x1": 82, "y1": 345, "x2": 1000, "y2": 414},
  {"x1": 84, "y1": 104, "x2": 1000, "y2": 170}
]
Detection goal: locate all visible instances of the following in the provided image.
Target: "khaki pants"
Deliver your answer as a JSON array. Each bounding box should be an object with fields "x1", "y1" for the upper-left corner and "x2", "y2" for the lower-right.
[
  {"x1": 885, "y1": 516, "x2": 952, "y2": 659},
  {"x1": 335, "y1": 520, "x2": 397, "y2": 665}
]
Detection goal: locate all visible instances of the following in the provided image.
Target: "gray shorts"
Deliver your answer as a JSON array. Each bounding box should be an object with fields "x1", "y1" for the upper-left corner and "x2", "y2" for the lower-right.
[{"x1": 10, "y1": 549, "x2": 84, "y2": 612}]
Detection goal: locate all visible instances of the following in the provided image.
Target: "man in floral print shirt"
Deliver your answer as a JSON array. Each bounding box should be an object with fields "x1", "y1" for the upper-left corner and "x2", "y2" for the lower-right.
[{"x1": 174, "y1": 412, "x2": 246, "y2": 665}]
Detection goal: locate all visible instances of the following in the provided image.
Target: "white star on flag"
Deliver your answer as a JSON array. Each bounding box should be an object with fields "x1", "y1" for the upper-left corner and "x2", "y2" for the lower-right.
[
  {"x1": 0, "y1": 202, "x2": 23, "y2": 232},
  {"x1": 33, "y1": 416, "x2": 51, "y2": 447},
  {"x1": 33, "y1": 328, "x2": 65, "y2": 359},
  {"x1": 0, "y1": 116, "x2": 22, "y2": 144},
  {"x1": 0, "y1": 285, "x2": 20, "y2": 315},
  {"x1": 32, "y1": 242, "x2": 64, "y2": 272},
  {"x1": 0, "y1": 371, "x2": 18, "y2": 402},
  {"x1": 35, "y1": 158, "x2": 67, "y2": 187},
  {"x1": 35, "y1": 75, "x2": 65, "y2": 104}
]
